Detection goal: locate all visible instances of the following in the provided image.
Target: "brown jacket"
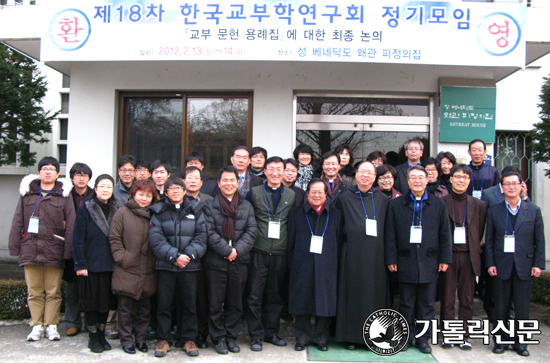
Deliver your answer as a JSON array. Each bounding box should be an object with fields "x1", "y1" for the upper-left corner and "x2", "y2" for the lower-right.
[
  {"x1": 442, "y1": 193, "x2": 487, "y2": 276},
  {"x1": 109, "y1": 198, "x2": 157, "y2": 300},
  {"x1": 9, "y1": 175, "x2": 75, "y2": 268}
]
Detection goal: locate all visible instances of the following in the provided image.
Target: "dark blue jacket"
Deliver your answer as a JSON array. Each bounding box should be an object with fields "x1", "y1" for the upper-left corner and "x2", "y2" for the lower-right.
[
  {"x1": 467, "y1": 163, "x2": 500, "y2": 196},
  {"x1": 149, "y1": 198, "x2": 207, "y2": 272},
  {"x1": 72, "y1": 199, "x2": 118, "y2": 273}
]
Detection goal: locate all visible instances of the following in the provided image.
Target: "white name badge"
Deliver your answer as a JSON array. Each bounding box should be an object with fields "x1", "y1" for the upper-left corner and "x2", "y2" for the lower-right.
[
  {"x1": 366, "y1": 219, "x2": 378, "y2": 237},
  {"x1": 310, "y1": 235, "x2": 323, "y2": 254},
  {"x1": 410, "y1": 226, "x2": 422, "y2": 243},
  {"x1": 473, "y1": 190, "x2": 482, "y2": 199},
  {"x1": 504, "y1": 235, "x2": 515, "y2": 253},
  {"x1": 228, "y1": 240, "x2": 232, "y2": 247},
  {"x1": 28, "y1": 217, "x2": 39, "y2": 234},
  {"x1": 454, "y1": 227, "x2": 466, "y2": 244},
  {"x1": 268, "y1": 221, "x2": 281, "y2": 239}
]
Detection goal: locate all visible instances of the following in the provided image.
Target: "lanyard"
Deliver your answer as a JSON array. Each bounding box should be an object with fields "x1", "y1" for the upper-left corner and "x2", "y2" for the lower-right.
[
  {"x1": 263, "y1": 184, "x2": 286, "y2": 222},
  {"x1": 456, "y1": 205, "x2": 467, "y2": 228},
  {"x1": 116, "y1": 184, "x2": 125, "y2": 206},
  {"x1": 305, "y1": 209, "x2": 330, "y2": 237},
  {"x1": 495, "y1": 185, "x2": 500, "y2": 203},
  {"x1": 31, "y1": 187, "x2": 49, "y2": 217},
  {"x1": 411, "y1": 197, "x2": 423, "y2": 227},
  {"x1": 359, "y1": 188, "x2": 376, "y2": 220},
  {"x1": 505, "y1": 204, "x2": 521, "y2": 235}
]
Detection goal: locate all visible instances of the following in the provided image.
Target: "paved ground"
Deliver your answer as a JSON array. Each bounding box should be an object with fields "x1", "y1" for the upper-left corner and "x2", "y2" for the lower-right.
[{"x1": 1, "y1": 261, "x2": 549, "y2": 362}]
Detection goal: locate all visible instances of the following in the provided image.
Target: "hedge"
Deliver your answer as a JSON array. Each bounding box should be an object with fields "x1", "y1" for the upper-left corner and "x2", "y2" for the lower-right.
[{"x1": 0, "y1": 279, "x2": 65, "y2": 321}]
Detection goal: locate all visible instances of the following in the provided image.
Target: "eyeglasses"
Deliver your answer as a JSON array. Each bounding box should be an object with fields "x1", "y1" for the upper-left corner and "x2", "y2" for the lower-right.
[
  {"x1": 73, "y1": 172, "x2": 89, "y2": 178},
  {"x1": 41, "y1": 167, "x2": 57, "y2": 173},
  {"x1": 378, "y1": 175, "x2": 394, "y2": 181},
  {"x1": 266, "y1": 168, "x2": 284, "y2": 173},
  {"x1": 407, "y1": 147, "x2": 421, "y2": 151},
  {"x1": 357, "y1": 170, "x2": 375, "y2": 176},
  {"x1": 451, "y1": 175, "x2": 470, "y2": 181},
  {"x1": 136, "y1": 168, "x2": 149, "y2": 174},
  {"x1": 425, "y1": 168, "x2": 437, "y2": 173},
  {"x1": 185, "y1": 176, "x2": 201, "y2": 182},
  {"x1": 120, "y1": 168, "x2": 135, "y2": 174},
  {"x1": 96, "y1": 185, "x2": 113, "y2": 190},
  {"x1": 167, "y1": 186, "x2": 184, "y2": 192},
  {"x1": 323, "y1": 163, "x2": 339, "y2": 167},
  {"x1": 503, "y1": 182, "x2": 521, "y2": 187},
  {"x1": 408, "y1": 176, "x2": 426, "y2": 181},
  {"x1": 308, "y1": 191, "x2": 325, "y2": 196}
]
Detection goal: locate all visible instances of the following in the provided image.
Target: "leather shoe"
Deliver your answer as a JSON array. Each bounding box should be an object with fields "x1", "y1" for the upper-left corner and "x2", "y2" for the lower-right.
[
  {"x1": 136, "y1": 342, "x2": 148, "y2": 353},
  {"x1": 122, "y1": 345, "x2": 136, "y2": 354},
  {"x1": 227, "y1": 339, "x2": 240, "y2": 353},
  {"x1": 492, "y1": 345, "x2": 506, "y2": 354},
  {"x1": 215, "y1": 338, "x2": 228, "y2": 355},
  {"x1": 265, "y1": 335, "x2": 287, "y2": 347},
  {"x1": 415, "y1": 342, "x2": 432, "y2": 354},
  {"x1": 514, "y1": 347, "x2": 530, "y2": 357},
  {"x1": 345, "y1": 343, "x2": 357, "y2": 350},
  {"x1": 251, "y1": 340, "x2": 262, "y2": 351},
  {"x1": 295, "y1": 343, "x2": 306, "y2": 351},
  {"x1": 317, "y1": 344, "x2": 328, "y2": 351},
  {"x1": 196, "y1": 338, "x2": 208, "y2": 349},
  {"x1": 66, "y1": 327, "x2": 79, "y2": 336}
]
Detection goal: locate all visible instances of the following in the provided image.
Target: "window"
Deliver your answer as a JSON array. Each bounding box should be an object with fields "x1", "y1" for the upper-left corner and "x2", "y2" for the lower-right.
[
  {"x1": 120, "y1": 92, "x2": 253, "y2": 178},
  {"x1": 58, "y1": 144, "x2": 67, "y2": 164},
  {"x1": 62, "y1": 75, "x2": 70, "y2": 88},
  {"x1": 59, "y1": 118, "x2": 68, "y2": 140},
  {"x1": 61, "y1": 93, "x2": 69, "y2": 114},
  {"x1": 494, "y1": 131, "x2": 532, "y2": 198}
]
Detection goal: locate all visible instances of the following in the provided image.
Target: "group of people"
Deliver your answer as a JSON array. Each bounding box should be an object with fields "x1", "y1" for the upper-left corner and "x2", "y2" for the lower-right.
[{"x1": 8, "y1": 138, "x2": 545, "y2": 358}]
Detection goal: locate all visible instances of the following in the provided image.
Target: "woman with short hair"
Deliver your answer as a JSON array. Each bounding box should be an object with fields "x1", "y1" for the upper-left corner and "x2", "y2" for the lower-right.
[
  {"x1": 374, "y1": 164, "x2": 401, "y2": 200},
  {"x1": 423, "y1": 157, "x2": 449, "y2": 198},
  {"x1": 436, "y1": 151, "x2": 456, "y2": 191},
  {"x1": 293, "y1": 143, "x2": 315, "y2": 191},
  {"x1": 109, "y1": 179, "x2": 158, "y2": 354},
  {"x1": 72, "y1": 174, "x2": 119, "y2": 353},
  {"x1": 334, "y1": 144, "x2": 356, "y2": 185}
]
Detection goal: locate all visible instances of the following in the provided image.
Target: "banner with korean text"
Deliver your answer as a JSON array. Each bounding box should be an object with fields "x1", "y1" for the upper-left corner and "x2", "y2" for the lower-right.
[{"x1": 42, "y1": 0, "x2": 526, "y2": 66}]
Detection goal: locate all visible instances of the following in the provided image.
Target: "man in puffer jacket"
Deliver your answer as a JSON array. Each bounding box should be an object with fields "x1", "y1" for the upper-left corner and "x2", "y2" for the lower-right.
[
  {"x1": 149, "y1": 177, "x2": 207, "y2": 358},
  {"x1": 9, "y1": 156, "x2": 75, "y2": 342}
]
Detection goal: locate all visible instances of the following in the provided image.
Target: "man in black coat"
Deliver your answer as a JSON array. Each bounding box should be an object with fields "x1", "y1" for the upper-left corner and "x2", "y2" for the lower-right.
[
  {"x1": 486, "y1": 170, "x2": 545, "y2": 357},
  {"x1": 231, "y1": 146, "x2": 264, "y2": 197},
  {"x1": 385, "y1": 165, "x2": 452, "y2": 354},
  {"x1": 288, "y1": 179, "x2": 342, "y2": 352},
  {"x1": 204, "y1": 166, "x2": 257, "y2": 355},
  {"x1": 282, "y1": 158, "x2": 305, "y2": 206},
  {"x1": 184, "y1": 151, "x2": 219, "y2": 197},
  {"x1": 319, "y1": 152, "x2": 351, "y2": 207},
  {"x1": 393, "y1": 139, "x2": 424, "y2": 195},
  {"x1": 467, "y1": 139, "x2": 500, "y2": 199},
  {"x1": 149, "y1": 177, "x2": 207, "y2": 358}
]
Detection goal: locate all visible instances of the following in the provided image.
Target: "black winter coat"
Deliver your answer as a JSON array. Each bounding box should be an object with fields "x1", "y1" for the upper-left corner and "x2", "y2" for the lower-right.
[
  {"x1": 149, "y1": 198, "x2": 207, "y2": 272},
  {"x1": 384, "y1": 192, "x2": 452, "y2": 284},
  {"x1": 72, "y1": 199, "x2": 119, "y2": 273},
  {"x1": 203, "y1": 195, "x2": 257, "y2": 270}
]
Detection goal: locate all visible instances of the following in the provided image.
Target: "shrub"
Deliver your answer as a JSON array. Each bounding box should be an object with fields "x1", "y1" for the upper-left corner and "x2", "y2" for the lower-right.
[
  {"x1": 0, "y1": 279, "x2": 66, "y2": 321},
  {"x1": 532, "y1": 272, "x2": 550, "y2": 307}
]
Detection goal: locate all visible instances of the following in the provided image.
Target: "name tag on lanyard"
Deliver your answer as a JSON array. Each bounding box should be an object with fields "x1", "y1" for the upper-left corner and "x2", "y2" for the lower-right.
[
  {"x1": 366, "y1": 219, "x2": 377, "y2": 237},
  {"x1": 268, "y1": 221, "x2": 281, "y2": 239},
  {"x1": 310, "y1": 235, "x2": 323, "y2": 254},
  {"x1": 410, "y1": 226, "x2": 422, "y2": 243},
  {"x1": 28, "y1": 217, "x2": 39, "y2": 234},
  {"x1": 454, "y1": 227, "x2": 466, "y2": 244},
  {"x1": 504, "y1": 235, "x2": 515, "y2": 253},
  {"x1": 473, "y1": 190, "x2": 482, "y2": 199}
]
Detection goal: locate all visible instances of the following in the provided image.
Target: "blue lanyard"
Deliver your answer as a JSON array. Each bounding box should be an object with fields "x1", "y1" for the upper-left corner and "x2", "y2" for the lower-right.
[
  {"x1": 116, "y1": 184, "x2": 125, "y2": 206},
  {"x1": 305, "y1": 209, "x2": 330, "y2": 237},
  {"x1": 411, "y1": 198, "x2": 423, "y2": 227},
  {"x1": 359, "y1": 188, "x2": 376, "y2": 220},
  {"x1": 263, "y1": 184, "x2": 286, "y2": 222},
  {"x1": 31, "y1": 187, "x2": 49, "y2": 217},
  {"x1": 456, "y1": 205, "x2": 467, "y2": 228},
  {"x1": 505, "y1": 203, "x2": 521, "y2": 235}
]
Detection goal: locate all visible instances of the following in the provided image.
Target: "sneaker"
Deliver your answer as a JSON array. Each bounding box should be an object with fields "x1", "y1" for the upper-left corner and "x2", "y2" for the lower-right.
[
  {"x1": 184, "y1": 340, "x2": 199, "y2": 357},
  {"x1": 27, "y1": 325, "x2": 44, "y2": 341},
  {"x1": 154, "y1": 340, "x2": 171, "y2": 358},
  {"x1": 46, "y1": 325, "x2": 61, "y2": 341},
  {"x1": 460, "y1": 340, "x2": 472, "y2": 350}
]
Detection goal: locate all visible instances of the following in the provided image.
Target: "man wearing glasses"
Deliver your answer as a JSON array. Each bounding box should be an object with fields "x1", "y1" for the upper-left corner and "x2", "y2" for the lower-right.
[
  {"x1": 394, "y1": 139, "x2": 425, "y2": 195},
  {"x1": 385, "y1": 165, "x2": 452, "y2": 353},
  {"x1": 114, "y1": 155, "x2": 137, "y2": 207},
  {"x1": 486, "y1": 169, "x2": 545, "y2": 357},
  {"x1": 440, "y1": 164, "x2": 486, "y2": 351}
]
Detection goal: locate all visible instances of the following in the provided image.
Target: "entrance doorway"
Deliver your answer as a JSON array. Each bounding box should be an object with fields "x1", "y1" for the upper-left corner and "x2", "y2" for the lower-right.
[{"x1": 295, "y1": 95, "x2": 432, "y2": 168}]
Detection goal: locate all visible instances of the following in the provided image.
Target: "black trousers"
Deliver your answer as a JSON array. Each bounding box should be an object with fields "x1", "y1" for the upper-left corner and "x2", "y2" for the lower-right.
[
  {"x1": 480, "y1": 250, "x2": 495, "y2": 319},
  {"x1": 117, "y1": 295, "x2": 151, "y2": 346},
  {"x1": 294, "y1": 315, "x2": 332, "y2": 345},
  {"x1": 157, "y1": 270, "x2": 198, "y2": 344},
  {"x1": 246, "y1": 252, "x2": 287, "y2": 341},
  {"x1": 493, "y1": 265, "x2": 533, "y2": 350},
  {"x1": 196, "y1": 269, "x2": 209, "y2": 340},
  {"x1": 399, "y1": 281, "x2": 438, "y2": 345},
  {"x1": 205, "y1": 264, "x2": 247, "y2": 341}
]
